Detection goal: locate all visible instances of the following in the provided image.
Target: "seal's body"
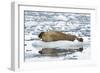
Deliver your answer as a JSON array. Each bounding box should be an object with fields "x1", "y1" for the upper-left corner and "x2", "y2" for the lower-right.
[{"x1": 39, "y1": 31, "x2": 83, "y2": 42}]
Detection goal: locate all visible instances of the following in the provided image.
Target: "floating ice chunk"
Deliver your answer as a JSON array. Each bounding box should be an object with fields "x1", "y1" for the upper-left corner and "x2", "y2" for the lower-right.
[
  {"x1": 32, "y1": 39, "x2": 90, "y2": 50},
  {"x1": 54, "y1": 15, "x2": 68, "y2": 21},
  {"x1": 25, "y1": 21, "x2": 38, "y2": 27}
]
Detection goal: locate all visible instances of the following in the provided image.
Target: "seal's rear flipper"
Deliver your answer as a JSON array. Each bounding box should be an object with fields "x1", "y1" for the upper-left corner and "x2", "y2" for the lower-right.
[{"x1": 78, "y1": 48, "x2": 83, "y2": 52}]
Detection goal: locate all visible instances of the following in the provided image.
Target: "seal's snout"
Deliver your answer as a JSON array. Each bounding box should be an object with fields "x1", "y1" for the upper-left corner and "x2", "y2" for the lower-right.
[
  {"x1": 38, "y1": 32, "x2": 44, "y2": 38},
  {"x1": 38, "y1": 50, "x2": 43, "y2": 54}
]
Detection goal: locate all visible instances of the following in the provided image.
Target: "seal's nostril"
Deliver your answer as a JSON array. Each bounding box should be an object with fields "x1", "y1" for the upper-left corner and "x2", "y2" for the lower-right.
[{"x1": 38, "y1": 51, "x2": 42, "y2": 54}]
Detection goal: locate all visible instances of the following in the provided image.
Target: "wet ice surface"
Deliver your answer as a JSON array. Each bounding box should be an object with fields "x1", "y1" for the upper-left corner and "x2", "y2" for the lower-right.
[{"x1": 24, "y1": 11, "x2": 91, "y2": 62}]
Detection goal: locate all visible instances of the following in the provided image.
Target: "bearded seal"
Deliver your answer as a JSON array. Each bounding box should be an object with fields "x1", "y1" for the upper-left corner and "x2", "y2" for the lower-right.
[{"x1": 38, "y1": 31, "x2": 83, "y2": 42}]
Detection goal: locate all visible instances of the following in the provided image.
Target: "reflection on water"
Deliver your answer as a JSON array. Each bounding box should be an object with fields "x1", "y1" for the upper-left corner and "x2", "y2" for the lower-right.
[{"x1": 25, "y1": 38, "x2": 90, "y2": 61}]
